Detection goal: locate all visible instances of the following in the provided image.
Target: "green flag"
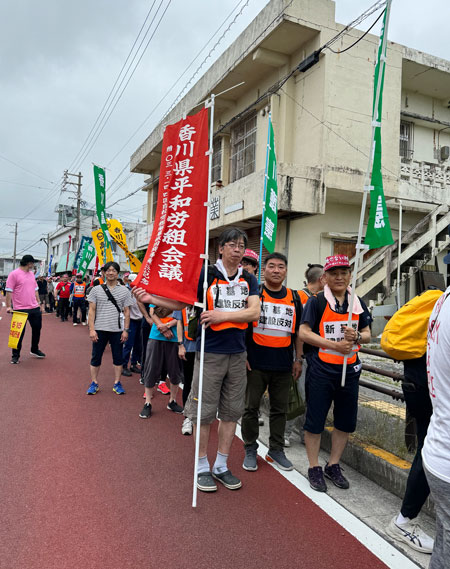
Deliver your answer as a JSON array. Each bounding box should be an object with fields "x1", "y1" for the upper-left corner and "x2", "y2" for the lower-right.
[
  {"x1": 93, "y1": 165, "x2": 113, "y2": 256},
  {"x1": 364, "y1": 8, "x2": 394, "y2": 250},
  {"x1": 262, "y1": 117, "x2": 278, "y2": 253},
  {"x1": 78, "y1": 241, "x2": 96, "y2": 278}
]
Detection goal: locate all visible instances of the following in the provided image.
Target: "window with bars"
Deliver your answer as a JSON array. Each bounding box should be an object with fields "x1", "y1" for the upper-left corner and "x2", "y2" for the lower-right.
[
  {"x1": 211, "y1": 138, "x2": 222, "y2": 183},
  {"x1": 230, "y1": 112, "x2": 257, "y2": 182},
  {"x1": 399, "y1": 121, "x2": 414, "y2": 160}
]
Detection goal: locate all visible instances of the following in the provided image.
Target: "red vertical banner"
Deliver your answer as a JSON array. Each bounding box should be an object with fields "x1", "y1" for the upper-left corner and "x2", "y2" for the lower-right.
[{"x1": 134, "y1": 107, "x2": 209, "y2": 304}]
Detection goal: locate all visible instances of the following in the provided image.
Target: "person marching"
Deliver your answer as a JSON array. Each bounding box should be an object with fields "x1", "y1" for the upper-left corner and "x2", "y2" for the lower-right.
[
  {"x1": 85, "y1": 261, "x2": 133, "y2": 396},
  {"x1": 284, "y1": 263, "x2": 325, "y2": 447},
  {"x1": 71, "y1": 273, "x2": 87, "y2": 326},
  {"x1": 177, "y1": 306, "x2": 197, "y2": 435},
  {"x1": 56, "y1": 274, "x2": 71, "y2": 322},
  {"x1": 5, "y1": 254, "x2": 46, "y2": 364},
  {"x1": 299, "y1": 255, "x2": 371, "y2": 492},
  {"x1": 184, "y1": 227, "x2": 260, "y2": 493},
  {"x1": 121, "y1": 273, "x2": 143, "y2": 377},
  {"x1": 242, "y1": 252, "x2": 303, "y2": 472},
  {"x1": 241, "y1": 249, "x2": 259, "y2": 276}
]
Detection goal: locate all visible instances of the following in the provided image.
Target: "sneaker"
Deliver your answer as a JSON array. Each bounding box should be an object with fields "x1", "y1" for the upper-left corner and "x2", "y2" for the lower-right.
[
  {"x1": 121, "y1": 368, "x2": 132, "y2": 377},
  {"x1": 86, "y1": 381, "x2": 99, "y2": 395},
  {"x1": 73, "y1": 323, "x2": 78, "y2": 326},
  {"x1": 167, "y1": 400, "x2": 183, "y2": 414},
  {"x1": 30, "y1": 349, "x2": 46, "y2": 358},
  {"x1": 197, "y1": 472, "x2": 217, "y2": 492},
  {"x1": 113, "y1": 381, "x2": 126, "y2": 395},
  {"x1": 82, "y1": 322, "x2": 87, "y2": 326},
  {"x1": 284, "y1": 435, "x2": 291, "y2": 448},
  {"x1": 157, "y1": 381, "x2": 170, "y2": 395},
  {"x1": 243, "y1": 445, "x2": 258, "y2": 471},
  {"x1": 258, "y1": 410, "x2": 264, "y2": 426},
  {"x1": 10, "y1": 355, "x2": 19, "y2": 364},
  {"x1": 139, "y1": 376, "x2": 144, "y2": 385},
  {"x1": 142, "y1": 391, "x2": 146, "y2": 398},
  {"x1": 308, "y1": 466, "x2": 327, "y2": 492},
  {"x1": 130, "y1": 365, "x2": 141, "y2": 374},
  {"x1": 139, "y1": 403, "x2": 152, "y2": 419},
  {"x1": 386, "y1": 517, "x2": 434, "y2": 554},
  {"x1": 181, "y1": 417, "x2": 193, "y2": 435},
  {"x1": 265, "y1": 449, "x2": 294, "y2": 471},
  {"x1": 212, "y1": 470, "x2": 242, "y2": 490},
  {"x1": 324, "y1": 463, "x2": 349, "y2": 489}
]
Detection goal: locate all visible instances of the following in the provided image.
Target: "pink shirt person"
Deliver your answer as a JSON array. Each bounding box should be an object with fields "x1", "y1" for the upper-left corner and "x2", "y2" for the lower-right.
[{"x1": 6, "y1": 268, "x2": 39, "y2": 310}]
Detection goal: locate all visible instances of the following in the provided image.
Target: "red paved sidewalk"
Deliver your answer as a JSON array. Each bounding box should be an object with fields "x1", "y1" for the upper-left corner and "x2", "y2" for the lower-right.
[{"x1": 0, "y1": 309, "x2": 390, "y2": 569}]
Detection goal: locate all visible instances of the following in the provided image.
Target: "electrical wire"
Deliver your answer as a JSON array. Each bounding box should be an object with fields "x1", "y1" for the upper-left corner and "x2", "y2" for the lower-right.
[
  {"x1": 68, "y1": 0, "x2": 159, "y2": 171},
  {"x1": 72, "y1": 0, "x2": 172, "y2": 172},
  {"x1": 0, "y1": 153, "x2": 55, "y2": 185},
  {"x1": 325, "y1": 9, "x2": 386, "y2": 54}
]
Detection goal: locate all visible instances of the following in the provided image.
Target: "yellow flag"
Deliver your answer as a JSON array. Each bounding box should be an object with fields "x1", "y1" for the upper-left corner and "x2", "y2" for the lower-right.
[
  {"x1": 107, "y1": 219, "x2": 142, "y2": 272},
  {"x1": 8, "y1": 311, "x2": 29, "y2": 349},
  {"x1": 91, "y1": 229, "x2": 113, "y2": 266}
]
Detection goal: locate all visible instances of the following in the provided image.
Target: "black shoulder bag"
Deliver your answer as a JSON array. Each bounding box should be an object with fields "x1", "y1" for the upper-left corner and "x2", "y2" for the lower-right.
[{"x1": 101, "y1": 284, "x2": 122, "y2": 328}]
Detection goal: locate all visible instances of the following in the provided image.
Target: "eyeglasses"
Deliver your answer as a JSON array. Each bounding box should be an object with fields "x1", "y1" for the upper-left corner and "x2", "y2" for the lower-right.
[{"x1": 224, "y1": 242, "x2": 245, "y2": 251}]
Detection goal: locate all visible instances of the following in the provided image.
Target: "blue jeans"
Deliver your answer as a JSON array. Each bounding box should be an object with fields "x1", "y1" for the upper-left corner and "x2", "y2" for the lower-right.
[{"x1": 122, "y1": 318, "x2": 142, "y2": 368}]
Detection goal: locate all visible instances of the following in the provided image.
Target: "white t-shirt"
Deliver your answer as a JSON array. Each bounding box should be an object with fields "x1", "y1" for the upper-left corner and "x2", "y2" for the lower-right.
[{"x1": 422, "y1": 287, "x2": 450, "y2": 483}]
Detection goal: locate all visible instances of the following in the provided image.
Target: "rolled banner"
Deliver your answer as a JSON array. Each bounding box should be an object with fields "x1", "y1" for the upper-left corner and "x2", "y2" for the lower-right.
[
  {"x1": 92, "y1": 228, "x2": 113, "y2": 266},
  {"x1": 8, "y1": 311, "x2": 29, "y2": 349}
]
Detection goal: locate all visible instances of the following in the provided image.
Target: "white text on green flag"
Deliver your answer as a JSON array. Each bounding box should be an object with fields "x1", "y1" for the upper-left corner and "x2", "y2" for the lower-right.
[{"x1": 262, "y1": 116, "x2": 278, "y2": 253}]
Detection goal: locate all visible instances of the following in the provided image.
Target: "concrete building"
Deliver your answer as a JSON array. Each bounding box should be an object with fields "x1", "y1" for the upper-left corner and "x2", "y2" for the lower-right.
[
  {"x1": 0, "y1": 257, "x2": 16, "y2": 278},
  {"x1": 130, "y1": 0, "x2": 450, "y2": 305}
]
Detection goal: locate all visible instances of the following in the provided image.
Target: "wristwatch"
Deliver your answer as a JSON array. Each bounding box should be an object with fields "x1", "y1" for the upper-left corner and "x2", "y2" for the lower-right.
[
  {"x1": 124, "y1": 328, "x2": 130, "y2": 332},
  {"x1": 177, "y1": 342, "x2": 183, "y2": 346},
  {"x1": 356, "y1": 331, "x2": 362, "y2": 344}
]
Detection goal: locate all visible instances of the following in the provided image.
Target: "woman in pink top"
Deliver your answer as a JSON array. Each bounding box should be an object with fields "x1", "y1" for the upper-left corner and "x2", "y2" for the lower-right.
[{"x1": 5, "y1": 254, "x2": 46, "y2": 364}]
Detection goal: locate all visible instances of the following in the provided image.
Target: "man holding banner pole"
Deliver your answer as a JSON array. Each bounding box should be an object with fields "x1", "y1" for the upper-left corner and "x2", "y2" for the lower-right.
[{"x1": 6, "y1": 254, "x2": 46, "y2": 364}]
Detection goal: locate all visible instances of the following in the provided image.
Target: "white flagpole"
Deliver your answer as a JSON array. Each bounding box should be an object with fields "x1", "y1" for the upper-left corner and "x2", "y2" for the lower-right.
[
  {"x1": 341, "y1": 0, "x2": 392, "y2": 387},
  {"x1": 396, "y1": 199, "x2": 402, "y2": 309},
  {"x1": 192, "y1": 93, "x2": 215, "y2": 508},
  {"x1": 258, "y1": 112, "x2": 272, "y2": 284}
]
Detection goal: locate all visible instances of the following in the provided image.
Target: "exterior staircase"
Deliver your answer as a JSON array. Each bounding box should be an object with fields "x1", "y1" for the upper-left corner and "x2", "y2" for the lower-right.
[{"x1": 351, "y1": 204, "x2": 450, "y2": 302}]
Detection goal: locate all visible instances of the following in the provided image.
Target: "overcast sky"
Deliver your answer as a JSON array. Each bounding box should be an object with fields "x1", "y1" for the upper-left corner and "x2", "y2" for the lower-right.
[{"x1": 1, "y1": 0, "x2": 449, "y2": 261}]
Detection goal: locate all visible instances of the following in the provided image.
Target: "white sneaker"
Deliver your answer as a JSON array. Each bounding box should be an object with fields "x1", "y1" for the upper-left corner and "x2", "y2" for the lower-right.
[
  {"x1": 284, "y1": 436, "x2": 291, "y2": 448},
  {"x1": 181, "y1": 417, "x2": 193, "y2": 436},
  {"x1": 82, "y1": 322, "x2": 87, "y2": 326},
  {"x1": 73, "y1": 323, "x2": 78, "y2": 326},
  {"x1": 386, "y1": 516, "x2": 434, "y2": 554}
]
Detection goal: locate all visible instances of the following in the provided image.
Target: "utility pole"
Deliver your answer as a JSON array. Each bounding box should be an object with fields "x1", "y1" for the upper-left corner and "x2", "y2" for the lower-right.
[
  {"x1": 7, "y1": 222, "x2": 18, "y2": 269},
  {"x1": 62, "y1": 170, "x2": 83, "y2": 251}
]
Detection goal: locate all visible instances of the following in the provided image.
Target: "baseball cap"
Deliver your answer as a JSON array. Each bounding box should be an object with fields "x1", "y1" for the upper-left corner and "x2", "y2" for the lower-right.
[
  {"x1": 76, "y1": 272, "x2": 83, "y2": 277},
  {"x1": 242, "y1": 249, "x2": 259, "y2": 264},
  {"x1": 323, "y1": 255, "x2": 351, "y2": 271}
]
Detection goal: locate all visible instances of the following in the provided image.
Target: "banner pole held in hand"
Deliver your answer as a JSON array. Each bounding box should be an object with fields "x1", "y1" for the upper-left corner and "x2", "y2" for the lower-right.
[{"x1": 192, "y1": 93, "x2": 215, "y2": 508}]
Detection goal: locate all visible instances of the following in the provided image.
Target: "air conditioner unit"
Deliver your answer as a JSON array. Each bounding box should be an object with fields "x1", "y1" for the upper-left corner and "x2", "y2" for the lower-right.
[{"x1": 440, "y1": 146, "x2": 450, "y2": 161}]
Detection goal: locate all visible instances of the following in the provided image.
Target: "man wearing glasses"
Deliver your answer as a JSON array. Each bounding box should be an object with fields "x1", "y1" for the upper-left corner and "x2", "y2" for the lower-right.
[{"x1": 185, "y1": 227, "x2": 260, "y2": 493}]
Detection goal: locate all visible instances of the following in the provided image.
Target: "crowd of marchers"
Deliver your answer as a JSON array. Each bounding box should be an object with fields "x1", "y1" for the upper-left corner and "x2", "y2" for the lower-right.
[{"x1": 5, "y1": 226, "x2": 450, "y2": 568}]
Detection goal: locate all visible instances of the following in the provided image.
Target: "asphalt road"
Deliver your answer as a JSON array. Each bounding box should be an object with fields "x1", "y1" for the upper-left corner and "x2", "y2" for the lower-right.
[{"x1": 0, "y1": 306, "x2": 393, "y2": 569}]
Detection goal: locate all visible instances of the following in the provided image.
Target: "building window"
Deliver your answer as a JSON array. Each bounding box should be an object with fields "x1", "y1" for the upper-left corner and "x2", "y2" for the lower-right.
[
  {"x1": 230, "y1": 112, "x2": 257, "y2": 182},
  {"x1": 211, "y1": 138, "x2": 222, "y2": 183},
  {"x1": 400, "y1": 121, "x2": 414, "y2": 160},
  {"x1": 151, "y1": 181, "x2": 159, "y2": 221}
]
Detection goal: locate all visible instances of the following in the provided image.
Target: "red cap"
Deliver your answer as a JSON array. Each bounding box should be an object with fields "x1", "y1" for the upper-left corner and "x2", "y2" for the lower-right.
[
  {"x1": 324, "y1": 255, "x2": 351, "y2": 271},
  {"x1": 242, "y1": 249, "x2": 259, "y2": 264}
]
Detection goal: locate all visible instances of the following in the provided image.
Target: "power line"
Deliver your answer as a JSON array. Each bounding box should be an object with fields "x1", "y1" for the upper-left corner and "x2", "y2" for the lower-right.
[
  {"x1": 325, "y1": 8, "x2": 386, "y2": 54},
  {"x1": 68, "y1": 0, "x2": 159, "y2": 171},
  {"x1": 72, "y1": 0, "x2": 173, "y2": 172},
  {"x1": 0, "y1": 179, "x2": 54, "y2": 191},
  {"x1": 0, "y1": 152, "x2": 56, "y2": 185}
]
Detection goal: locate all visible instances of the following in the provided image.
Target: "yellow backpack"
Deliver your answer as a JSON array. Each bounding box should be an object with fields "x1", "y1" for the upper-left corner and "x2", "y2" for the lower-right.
[{"x1": 380, "y1": 289, "x2": 443, "y2": 360}]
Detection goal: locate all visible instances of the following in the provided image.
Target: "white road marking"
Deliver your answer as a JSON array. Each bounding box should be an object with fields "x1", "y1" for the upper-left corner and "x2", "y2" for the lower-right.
[{"x1": 234, "y1": 425, "x2": 420, "y2": 569}]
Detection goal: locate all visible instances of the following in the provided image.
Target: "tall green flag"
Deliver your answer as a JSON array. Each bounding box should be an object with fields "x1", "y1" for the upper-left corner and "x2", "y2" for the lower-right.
[
  {"x1": 78, "y1": 241, "x2": 96, "y2": 278},
  {"x1": 93, "y1": 164, "x2": 113, "y2": 261},
  {"x1": 364, "y1": 7, "x2": 394, "y2": 249},
  {"x1": 262, "y1": 115, "x2": 278, "y2": 253}
]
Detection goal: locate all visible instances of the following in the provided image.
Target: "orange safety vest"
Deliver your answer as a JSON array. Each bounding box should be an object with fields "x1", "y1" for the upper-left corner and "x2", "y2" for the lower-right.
[
  {"x1": 298, "y1": 289, "x2": 311, "y2": 307},
  {"x1": 206, "y1": 276, "x2": 249, "y2": 332},
  {"x1": 318, "y1": 302, "x2": 360, "y2": 365},
  {"x1": 73, "y1": 282, "x2": 86, "y2": 298},
  {"x1": 253, "y1": 288, "x2": 296, "y2": 348},
  {"x1": 182, "y1": 308, "x2": 195, "y2": 341}
]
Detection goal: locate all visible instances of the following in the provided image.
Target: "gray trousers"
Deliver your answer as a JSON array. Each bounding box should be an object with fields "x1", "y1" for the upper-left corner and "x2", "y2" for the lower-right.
[
  {"x1": 285, "y1": 360, "x2": 307, "y2": 438},
  {"x1": 425, "y1": 466, "x2": 450, "y2": 569}
]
